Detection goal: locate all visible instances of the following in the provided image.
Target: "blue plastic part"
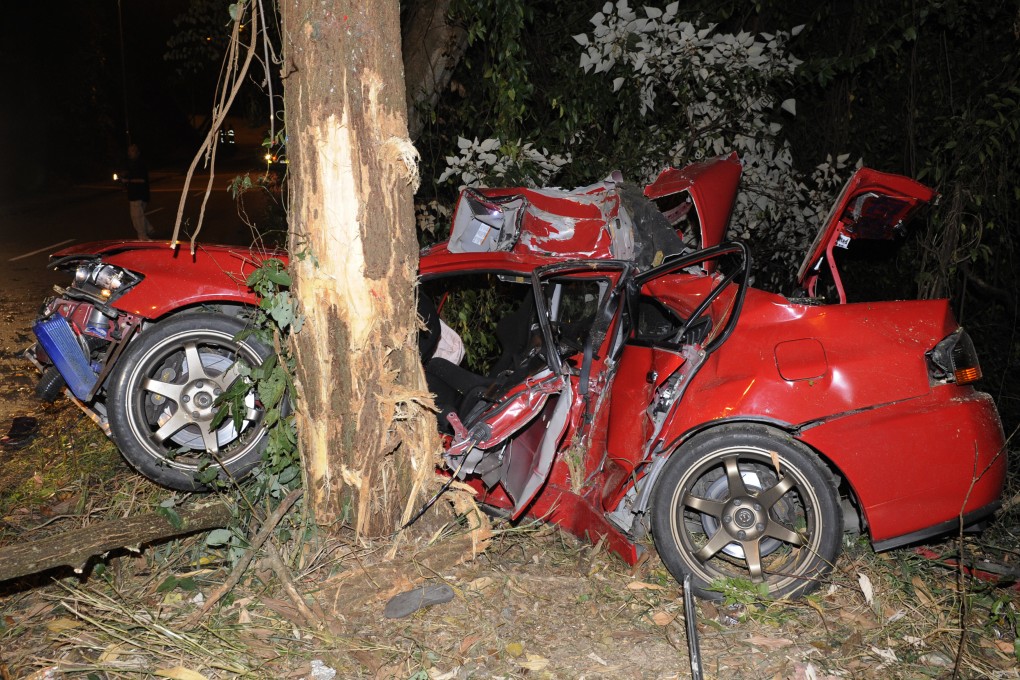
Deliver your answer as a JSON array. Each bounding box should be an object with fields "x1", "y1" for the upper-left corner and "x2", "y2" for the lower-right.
[{"x1": 33, "y1": 315, "x2": 98, "y2": 400}]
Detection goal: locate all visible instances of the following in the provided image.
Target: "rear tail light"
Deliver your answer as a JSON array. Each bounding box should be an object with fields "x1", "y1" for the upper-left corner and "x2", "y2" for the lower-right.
[{"x1": 926, "y1": 328, "x2": 982, "y2": 385}]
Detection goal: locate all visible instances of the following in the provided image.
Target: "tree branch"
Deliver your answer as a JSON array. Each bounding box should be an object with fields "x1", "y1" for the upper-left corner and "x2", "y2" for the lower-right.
[{"x1": 0, "y1": 501, "x2": 233, "y2": 583}]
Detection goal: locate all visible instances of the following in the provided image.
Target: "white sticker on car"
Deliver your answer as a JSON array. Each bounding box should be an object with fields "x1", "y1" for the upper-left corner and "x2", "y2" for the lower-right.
[{"x1": 472, "y1": 224, "x2": 492, "y2": 246}]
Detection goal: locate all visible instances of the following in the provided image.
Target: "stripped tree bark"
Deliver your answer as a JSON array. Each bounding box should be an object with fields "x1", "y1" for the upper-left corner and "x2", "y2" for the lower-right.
[{"x1": 280, "y1": 1, "x2": 439, "y2": 537}]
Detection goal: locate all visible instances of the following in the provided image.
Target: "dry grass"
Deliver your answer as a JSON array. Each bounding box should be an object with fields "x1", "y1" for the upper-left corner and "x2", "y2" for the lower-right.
[{"x1": 1, "y1": 413, "x2": 1018, "y2": 678}]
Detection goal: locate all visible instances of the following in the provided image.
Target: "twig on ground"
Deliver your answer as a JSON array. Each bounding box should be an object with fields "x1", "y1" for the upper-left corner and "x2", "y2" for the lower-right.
[
  {"x1": 265, "y1": 540, "x2": 321, "y2": 629},
  {"x1": 185, "y1": 487, "x2": 303, "y2": 627}
]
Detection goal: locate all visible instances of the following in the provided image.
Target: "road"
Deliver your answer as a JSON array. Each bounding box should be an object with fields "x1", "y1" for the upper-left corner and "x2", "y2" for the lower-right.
[{"x1": 0, "y1": 154, "x2": 283, "y2": 437}]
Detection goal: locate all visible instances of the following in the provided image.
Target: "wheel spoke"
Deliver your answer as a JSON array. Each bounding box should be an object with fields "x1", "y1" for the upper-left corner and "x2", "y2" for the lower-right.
[
  {"x1": 154, "y1": 410, "x2": 192, "y2": 442},
  {"x1": 758, "y1": 475, "x2": 796, "y2": 509},
  {"x1": 195, "y1": 421, "x2": 221, "y2": 454},
  {"x1": 742, "y1": 538, "x2": 764, "y2": 581},
  {"x1": 694, "y1": 527, "x2": 734, "y2": 562},
  {"x1": 723, "y1": 455, "x2": 747, "y2": 497},
  {"x1": 215, "y1": 362, "x2": 244, "y2": 390},
  {"x1": 141, "y1": 377, "x2": 183, "y2": 402},
  {"x1": 182, "y1": 342, "x2": 209, "y2": 381},
  {"x1": 765, "y1": 520, "x2": 806, "y2": 547},
  {"x1": 683, "y1": 493, "x2": 725, "y2": 518}
]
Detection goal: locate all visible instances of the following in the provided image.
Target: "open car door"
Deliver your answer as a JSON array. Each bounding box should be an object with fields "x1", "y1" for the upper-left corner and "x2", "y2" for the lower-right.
[
  {"x1": 445, "y1": 262, "x2": 630, "y2": 518},
  {"x1": 602, "y1": 243, "x2": 751, "y2": 514}
]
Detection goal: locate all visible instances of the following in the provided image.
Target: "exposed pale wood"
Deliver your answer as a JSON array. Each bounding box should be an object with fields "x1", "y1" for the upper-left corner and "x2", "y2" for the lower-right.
[{"x1": 281, "y1": 0, "x2": 439, "y2": 537}]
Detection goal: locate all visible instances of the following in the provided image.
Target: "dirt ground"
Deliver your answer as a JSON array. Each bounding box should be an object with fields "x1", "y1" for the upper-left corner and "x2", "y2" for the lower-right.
[
  {"x1": 0, "y1": 271, "x2": 59, "y2": 435},
  {"x1": 1, "y1": 416, "x2": 1019, "y2": 680}
]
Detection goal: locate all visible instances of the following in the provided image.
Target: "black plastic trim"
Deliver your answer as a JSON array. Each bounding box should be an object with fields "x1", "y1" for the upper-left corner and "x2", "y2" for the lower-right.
[{"x1": 872, "y1": 501, "x2": 1001, "y2": 552}]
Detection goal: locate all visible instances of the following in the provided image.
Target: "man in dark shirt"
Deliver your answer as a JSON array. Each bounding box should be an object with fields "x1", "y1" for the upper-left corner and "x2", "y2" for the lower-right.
[{"x1": 122, "y1": 144, "x2": 154, "y2": 240}]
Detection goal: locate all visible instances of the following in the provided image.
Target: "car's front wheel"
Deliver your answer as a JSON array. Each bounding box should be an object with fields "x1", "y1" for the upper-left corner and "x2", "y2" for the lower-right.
[
  {"x1": 650, "y1": 424, "x2": 842, "y2": 599},
  {"x1": 107, "y1": 312, "x2": 274, "y2": 491}
]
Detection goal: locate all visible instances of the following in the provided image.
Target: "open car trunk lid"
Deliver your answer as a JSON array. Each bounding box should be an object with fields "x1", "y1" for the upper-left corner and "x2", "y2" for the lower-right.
[{"x1": 796, "y1": 168, "x2": 936, "y2": 301}]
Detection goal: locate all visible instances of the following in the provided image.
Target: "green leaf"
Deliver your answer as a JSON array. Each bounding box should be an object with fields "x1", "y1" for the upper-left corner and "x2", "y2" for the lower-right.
[
  {"x1": 157, "y1": 575, "x2": 179, "y2": 593},
  {"x1": 266, "y1": 269, "x2": 292, "y2": 286},
  {"x1": 278, "y1": 465, "x2": 299, "y2": 485},
  {"x1": 156, "y1": 505, "x2": 184, "y2": 531},
  {"x1": 206, "y1": 528, "x2": 233, "y2": 547},
  {"x1": 196, "y1": 466, "x2": 220, "y2": 484}
]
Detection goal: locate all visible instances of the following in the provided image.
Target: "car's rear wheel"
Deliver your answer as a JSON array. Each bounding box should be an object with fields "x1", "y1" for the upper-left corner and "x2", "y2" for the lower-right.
[
  {"x1": 650, "y1": 424, "x2": 841, "y2": 599},
  {"x1": 107, "y1": 313, "x2": 274, "y2": 491}
]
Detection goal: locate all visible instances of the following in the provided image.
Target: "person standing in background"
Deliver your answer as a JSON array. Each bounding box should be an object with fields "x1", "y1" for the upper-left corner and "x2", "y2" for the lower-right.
[{"x1": 121, "y1": 144, "x2": 154, "y2": 240}]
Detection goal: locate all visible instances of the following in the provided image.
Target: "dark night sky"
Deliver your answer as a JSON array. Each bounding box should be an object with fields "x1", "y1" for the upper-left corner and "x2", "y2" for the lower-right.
[{"x1": 0, "y1": 1, "x2": 207, "y2": 201}]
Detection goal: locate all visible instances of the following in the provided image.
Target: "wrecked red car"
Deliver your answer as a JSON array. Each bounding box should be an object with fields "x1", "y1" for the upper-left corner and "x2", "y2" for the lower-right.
[{"x1": 28, "y1": 154, "x2": 1006, "y2": 599}]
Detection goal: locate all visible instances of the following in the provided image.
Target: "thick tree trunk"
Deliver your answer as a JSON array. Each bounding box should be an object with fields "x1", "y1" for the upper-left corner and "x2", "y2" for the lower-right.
[
  {"x1": 402, "y1": 0, "x2": 468, "y2": 140},
  {"x1": 281, "y1": 1, "x2": 438, "y2": 537}
]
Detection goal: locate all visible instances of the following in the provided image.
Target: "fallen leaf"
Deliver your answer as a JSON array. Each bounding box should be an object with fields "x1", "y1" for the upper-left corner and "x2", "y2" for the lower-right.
[
  {"x1": 649, "y1": 610, "x2": 676, "y2": 626},
  {"x1": 458, "y1": 634, "x2": 482, "y2": 656},
  {"x1": 919, "y1": 652, "x2": 952, "y2": 667},
  {"x1": 911, "y1": 575, "x2": 935, "y2": 607},
  {"x1": 519, "y1": 654, "x2": 549, "y2": 671},
  {"x1": 161, "y1": 592, "x2": 184, "y2": 605},
  {"x1": 154, "y1": 669, "x2": 208, "y2": 680},
  {"x1": 45, "y1": 617, "x2": 82, "y2": 633},
  {"x1": 804, "y1": 597, "x2": 826, "y2": 621},
  {"x1": 885, "y1": 607, "x2": 905, "y2": 623},
  {"x1": 744, "y1": 634, "x2": 794, "y2": 651},
  {"x1": 505, "y1": 642, "x2": 524, "y2": 658},
  {"x1": 699, "y1": 600, "x2": 720, "y2": 620},
  {"x1": 506, "y1": 578, "x2": 530, "y2": 597},
  {"x1": 350, "y1": 651, "x2": 383, "y2": 673},
  {"x1": 768, "y1": 450, "x2": 782, "y2": 476},
  {"x1": 626, "y1": 581, "x2": 665, "y2": 591},
  {"x1": 857, "y1": 572, "x2": 874, "y2": 606},
  {"x1": 994, "y1": 639, "x2": 1014, "y2": 654},
  {"x1": 98, "y1": 643, "x2": 129, "y2": 663},
  {"x1": 903, "y1": 635, "x2": 925, "y2": 648}
]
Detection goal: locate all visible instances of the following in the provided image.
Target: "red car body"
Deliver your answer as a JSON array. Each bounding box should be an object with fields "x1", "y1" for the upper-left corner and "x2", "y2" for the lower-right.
[{"x1": 30, "y1": 155, "x2": 1005, "y2": 598}]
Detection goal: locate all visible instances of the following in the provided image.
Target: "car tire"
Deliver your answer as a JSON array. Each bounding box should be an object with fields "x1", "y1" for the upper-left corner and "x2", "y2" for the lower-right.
[
  {"x1": 107, "y1": 312, "x2": 275, "y2": 491},
  {"x1": 650, "y1": 424, "x2": 842, "y2": 600}
]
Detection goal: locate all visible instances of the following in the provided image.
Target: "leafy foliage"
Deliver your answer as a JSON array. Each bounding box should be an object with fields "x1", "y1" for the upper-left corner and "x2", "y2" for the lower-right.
[
  {"x1": 429, "y1": 0, "x2": 853, "y2": 289},
  {"x1": 207, "y1": 258, "x2": 302, "y2": 502}
]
